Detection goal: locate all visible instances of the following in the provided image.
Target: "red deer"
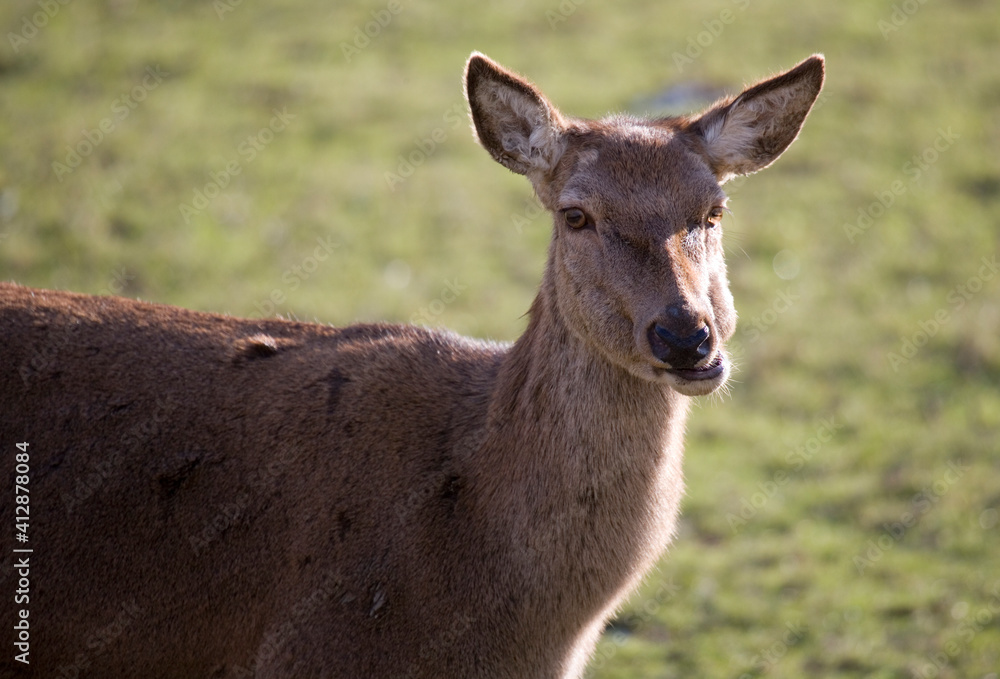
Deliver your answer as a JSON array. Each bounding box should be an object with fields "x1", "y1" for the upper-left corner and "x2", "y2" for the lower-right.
[{"x1": 1, "y1": 52, "x2": 824, "y2": 677}]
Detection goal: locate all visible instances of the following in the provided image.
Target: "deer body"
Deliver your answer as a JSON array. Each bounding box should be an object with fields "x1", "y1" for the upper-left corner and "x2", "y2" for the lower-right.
[{"x1": 0, "y1": 53, "x2": 823, "y2": 678}]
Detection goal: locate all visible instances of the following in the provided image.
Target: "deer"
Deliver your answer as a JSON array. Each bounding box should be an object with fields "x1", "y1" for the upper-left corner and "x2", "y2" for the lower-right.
[{"x1": 0, "y1": 51, "x2": 823, "y2": 678}]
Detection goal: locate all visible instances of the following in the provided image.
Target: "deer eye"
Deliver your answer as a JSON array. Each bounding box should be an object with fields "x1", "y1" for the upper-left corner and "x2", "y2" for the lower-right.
[
  {"x1": 706, "y1": 207, "x2": 725, "y2": 227},
  {"x1": 563, "y1": 208, "x2": 590, "y2": 230}
]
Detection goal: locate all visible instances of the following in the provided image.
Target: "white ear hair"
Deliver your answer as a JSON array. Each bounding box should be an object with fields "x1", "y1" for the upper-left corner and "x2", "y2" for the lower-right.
[
  {"x1": 465, "y1": 52, "x2": 566, "y2": 176},
  {"x1": 691, "y1": 55, "x2": 825, "y2": 182}
]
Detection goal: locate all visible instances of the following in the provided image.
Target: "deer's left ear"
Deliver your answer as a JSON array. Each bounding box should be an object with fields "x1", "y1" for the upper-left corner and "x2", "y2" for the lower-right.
[{"x1": 688, "y1": 55, "x2": 825, "y2": 183}]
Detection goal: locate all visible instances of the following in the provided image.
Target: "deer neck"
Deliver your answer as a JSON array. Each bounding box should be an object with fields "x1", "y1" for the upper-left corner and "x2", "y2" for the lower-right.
[
  {"x1": 488, "y1": 264, "x2": 688, "y2": 469},
  {"x1": 473, "y1": 265, "x2": 690, "y2": 604}
]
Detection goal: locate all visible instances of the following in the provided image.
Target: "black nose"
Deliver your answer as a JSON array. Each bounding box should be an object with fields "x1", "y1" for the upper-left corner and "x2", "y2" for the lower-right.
[{"x1": 649, "y1": 323, "x2": 711, "y2": 369}]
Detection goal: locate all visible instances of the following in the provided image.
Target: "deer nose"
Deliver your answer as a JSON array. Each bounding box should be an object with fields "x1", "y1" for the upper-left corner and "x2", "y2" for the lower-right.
[{"x1": 648, "y1": 323, "x2": 711, "y2": 369}]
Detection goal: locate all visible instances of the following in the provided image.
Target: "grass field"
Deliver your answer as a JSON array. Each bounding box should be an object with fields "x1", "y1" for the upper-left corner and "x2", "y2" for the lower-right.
[{"x1": 2, "y1": 1, "x2": 999, "y2": 677}]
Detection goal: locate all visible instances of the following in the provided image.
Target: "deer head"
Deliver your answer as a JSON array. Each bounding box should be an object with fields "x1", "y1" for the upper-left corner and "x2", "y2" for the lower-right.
[{"x1": 465, "y1": 53, "x2": 824, "y2": 396}]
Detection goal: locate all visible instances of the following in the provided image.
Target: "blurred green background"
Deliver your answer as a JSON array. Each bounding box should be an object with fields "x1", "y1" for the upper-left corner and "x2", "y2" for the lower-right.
[{"x1": 2, "y1": 1, "x2": 998, "y2": 677}]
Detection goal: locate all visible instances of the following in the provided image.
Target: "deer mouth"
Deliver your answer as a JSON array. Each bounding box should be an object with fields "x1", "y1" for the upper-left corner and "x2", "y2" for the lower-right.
[{"x1": 666, "y1": 352, "x2": 726, "y2": 381}]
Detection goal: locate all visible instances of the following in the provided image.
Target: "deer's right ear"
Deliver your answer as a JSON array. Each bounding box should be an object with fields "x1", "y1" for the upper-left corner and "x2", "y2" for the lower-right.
[{"x1": 465, "y1": 52, "x2": 566, "y2": 176}]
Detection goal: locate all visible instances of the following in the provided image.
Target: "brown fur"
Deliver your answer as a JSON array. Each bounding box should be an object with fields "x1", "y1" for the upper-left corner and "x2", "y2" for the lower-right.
[{"x1": 0, "y1": 52, "x2": 823, "y2": 678}]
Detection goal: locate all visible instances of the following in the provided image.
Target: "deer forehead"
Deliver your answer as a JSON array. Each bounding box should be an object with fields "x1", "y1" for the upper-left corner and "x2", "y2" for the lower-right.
[{"x1": 556, "y1": 127, "x2": 725, "y2": 224}]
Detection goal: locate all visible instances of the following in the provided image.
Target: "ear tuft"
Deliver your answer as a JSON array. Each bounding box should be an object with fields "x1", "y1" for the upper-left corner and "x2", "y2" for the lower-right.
[
  {"x1": 464, "y1": 52, "x2": 565, "y2": 176},
  {"x1": 689, "y1": 55, "x2": 825, "y2": 182}
]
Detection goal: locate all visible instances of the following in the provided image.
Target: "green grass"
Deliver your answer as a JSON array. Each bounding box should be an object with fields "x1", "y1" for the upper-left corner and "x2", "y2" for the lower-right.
[{"x1": 3, "y1": 1, "x2": 999, "y2": 676}]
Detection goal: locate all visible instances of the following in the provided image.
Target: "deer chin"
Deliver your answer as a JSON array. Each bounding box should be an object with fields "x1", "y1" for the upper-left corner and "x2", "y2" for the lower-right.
[{"x1": 657, "y1": 351, "x2": 729, "y2": 396}]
